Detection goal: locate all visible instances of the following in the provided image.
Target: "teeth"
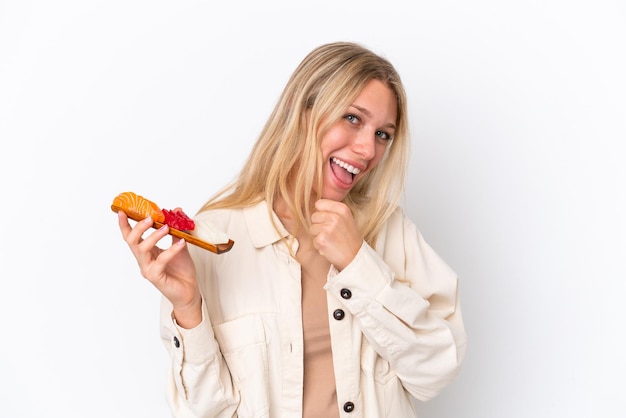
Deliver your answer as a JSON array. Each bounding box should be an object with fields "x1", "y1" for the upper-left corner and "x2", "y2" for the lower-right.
[{"x1": 332, "y1": 157, "x2": 361, "y2": 175}]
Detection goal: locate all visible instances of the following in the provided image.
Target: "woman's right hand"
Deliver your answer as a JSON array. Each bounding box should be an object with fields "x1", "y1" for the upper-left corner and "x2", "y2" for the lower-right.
[{"x1": 118, "y1": 210, "x2": 202, "y2": 328}]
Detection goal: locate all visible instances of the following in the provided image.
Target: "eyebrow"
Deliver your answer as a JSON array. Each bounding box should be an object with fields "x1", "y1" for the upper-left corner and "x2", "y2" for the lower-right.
[{"x1": 351, "y1": 105, "x2": 397, "y2": 130}]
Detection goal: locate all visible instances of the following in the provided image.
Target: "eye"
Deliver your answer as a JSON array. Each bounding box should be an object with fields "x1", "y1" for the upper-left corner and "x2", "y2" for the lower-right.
[
  {"x1": 344, "y1": 114, "x2": 360, "y2": 124},
  {"x1": 376, "y1": 130, "x2": 393, "y2": 141}
]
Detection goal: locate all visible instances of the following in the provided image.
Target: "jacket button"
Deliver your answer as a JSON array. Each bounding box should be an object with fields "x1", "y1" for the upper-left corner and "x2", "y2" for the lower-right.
[
  {"x1": 343, "y1": 401, "x2": 355, "y2": 413},
  {"x1": 333, "y1": 309, "x2": 345, "y2": 320},
  {"x1": 173, "y1": 336, "x2": 180, "y2": 348},
  {"x1": 340, "y1": 288, "x2": 352, "y2": 299}
]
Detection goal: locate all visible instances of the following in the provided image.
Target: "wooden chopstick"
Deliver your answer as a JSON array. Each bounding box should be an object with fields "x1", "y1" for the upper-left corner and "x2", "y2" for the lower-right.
[{"x1": 111, "y1": 204, "x2": 234, "y2": 254}]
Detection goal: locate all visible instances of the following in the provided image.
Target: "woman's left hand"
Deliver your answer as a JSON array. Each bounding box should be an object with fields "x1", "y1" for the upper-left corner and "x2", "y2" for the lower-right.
[{"x1": 310, "y1": 199, "x2": 362, "y2": 271}]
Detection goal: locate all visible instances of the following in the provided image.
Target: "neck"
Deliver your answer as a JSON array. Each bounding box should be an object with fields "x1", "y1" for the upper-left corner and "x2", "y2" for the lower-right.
[{"x1": 273, "y1": 196, "x2": 311, "y2": 241}]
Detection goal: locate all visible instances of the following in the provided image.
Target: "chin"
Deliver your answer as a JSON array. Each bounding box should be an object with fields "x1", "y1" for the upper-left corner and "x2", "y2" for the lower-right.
[{"x1": 321, "y1": 189, "x2": 349, "y2": 202}]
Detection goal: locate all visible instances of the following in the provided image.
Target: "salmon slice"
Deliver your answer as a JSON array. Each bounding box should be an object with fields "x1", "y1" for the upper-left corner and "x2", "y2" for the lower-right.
[{"x1": 112, "y1": 191, "x2": 165, "y2": 223}]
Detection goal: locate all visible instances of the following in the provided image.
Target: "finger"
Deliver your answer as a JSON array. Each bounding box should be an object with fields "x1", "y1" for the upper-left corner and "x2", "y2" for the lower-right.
[
  {"x1": 310, "y1": 209, "x2": 331, "y2": 225},
  {"x1": 314, "y1": 198, "x2": 338, "y2": 212},
  {"x1": 148, "y1": 239, "x2": 187, "y2": 284},
  {"x1": 118, "y1": 210, "x2": 132, "y2": 238},
  {"x1": 138, "y1": 223, "x2": 171, "y2": 256},
  {"x1": 160, "y1": 237, "x2": 187, "y2": 265},
  {"x1": 309, "y1": 222, "x2": 322, "y2": 239},
  {"x1": 122, "y1": 216, "x2": 155, "y2": 247},
  {"x1": 313, "y1": 209, "x2": 345, "y2": 233},
  {"x1": 171, "y1": 235, "x2": 184, "y2": 246},
  {"x1": 314, "y1": 199, "x2": 352, "y2": 219}
]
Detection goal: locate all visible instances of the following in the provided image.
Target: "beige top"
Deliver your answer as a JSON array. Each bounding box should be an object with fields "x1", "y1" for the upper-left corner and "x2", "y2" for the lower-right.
[{"x1": 298, "y1": 234, "x2": 340, "y2": 418}]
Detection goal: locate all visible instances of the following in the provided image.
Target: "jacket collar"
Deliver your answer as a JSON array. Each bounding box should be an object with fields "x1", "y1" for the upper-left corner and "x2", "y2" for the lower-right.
[{"x1": 243, "y1": 201, "x2": 289, "y2": 248}]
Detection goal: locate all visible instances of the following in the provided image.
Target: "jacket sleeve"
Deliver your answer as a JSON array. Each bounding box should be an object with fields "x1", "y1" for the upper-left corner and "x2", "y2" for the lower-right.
[
  {"x1": 160, "y1": 297, "x2": 239, "y2": 417},
  {"x1": 324, "y1": 209, "x2": 467, "y2": 401},
  {"x1": 159, "y1": 238, "x2": 241, "y2": 418}
]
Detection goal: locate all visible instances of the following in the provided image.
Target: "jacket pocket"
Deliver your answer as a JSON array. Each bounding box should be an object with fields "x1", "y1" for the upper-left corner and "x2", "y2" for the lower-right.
[
  {"x1": 213, "y1": 315, "x2": 270, "y2": 418},
  {"x1": 361, "y1": 341, "x2": 394, "y2": 384},
  {"x1": 360, "y1": 342, "x2": 416, "y2": 417}
]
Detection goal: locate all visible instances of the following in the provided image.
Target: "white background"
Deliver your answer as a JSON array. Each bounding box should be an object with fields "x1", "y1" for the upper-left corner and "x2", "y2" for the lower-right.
[{"x1": 1, "y1": 1, "x2": 625, "y2": 417}]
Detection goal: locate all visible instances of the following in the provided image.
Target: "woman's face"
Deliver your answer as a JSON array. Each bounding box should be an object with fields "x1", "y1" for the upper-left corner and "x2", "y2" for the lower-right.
[{"x1": 316, "y1": 79, "x2": 398, "y2": 201}]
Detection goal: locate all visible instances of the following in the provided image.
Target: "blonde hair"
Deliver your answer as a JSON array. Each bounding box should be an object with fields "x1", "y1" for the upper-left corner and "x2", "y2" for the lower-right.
[{"x1": 199, "y1": 41, "x2": 409, "y2": 247}]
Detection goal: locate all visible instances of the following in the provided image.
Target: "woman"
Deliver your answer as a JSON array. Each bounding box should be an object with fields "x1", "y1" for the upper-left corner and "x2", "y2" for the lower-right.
[{"x1": 118, "y1": 41, "x2": 467, "y2": 417}]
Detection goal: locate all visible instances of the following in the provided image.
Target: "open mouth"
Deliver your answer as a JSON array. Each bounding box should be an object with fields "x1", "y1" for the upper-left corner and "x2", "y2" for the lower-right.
[{"x1": 330, "y1": 157, "x2": 361, "y2": 185}]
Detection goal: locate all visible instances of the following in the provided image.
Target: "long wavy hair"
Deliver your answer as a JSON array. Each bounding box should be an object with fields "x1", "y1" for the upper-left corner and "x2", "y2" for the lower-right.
[{"x1": 199, "y1": 41, "x2": 410, "y2": 247}]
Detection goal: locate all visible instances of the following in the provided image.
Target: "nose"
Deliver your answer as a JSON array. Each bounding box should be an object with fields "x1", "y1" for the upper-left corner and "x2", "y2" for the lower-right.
[{"x1": 351, "y1": 130, "x2": 376, "y2": 161}]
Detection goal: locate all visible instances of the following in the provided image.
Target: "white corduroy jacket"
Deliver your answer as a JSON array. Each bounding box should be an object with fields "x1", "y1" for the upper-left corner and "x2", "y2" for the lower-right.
[{"x1": 159, "y1": 201, "x2": 467, "y2": 418}]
